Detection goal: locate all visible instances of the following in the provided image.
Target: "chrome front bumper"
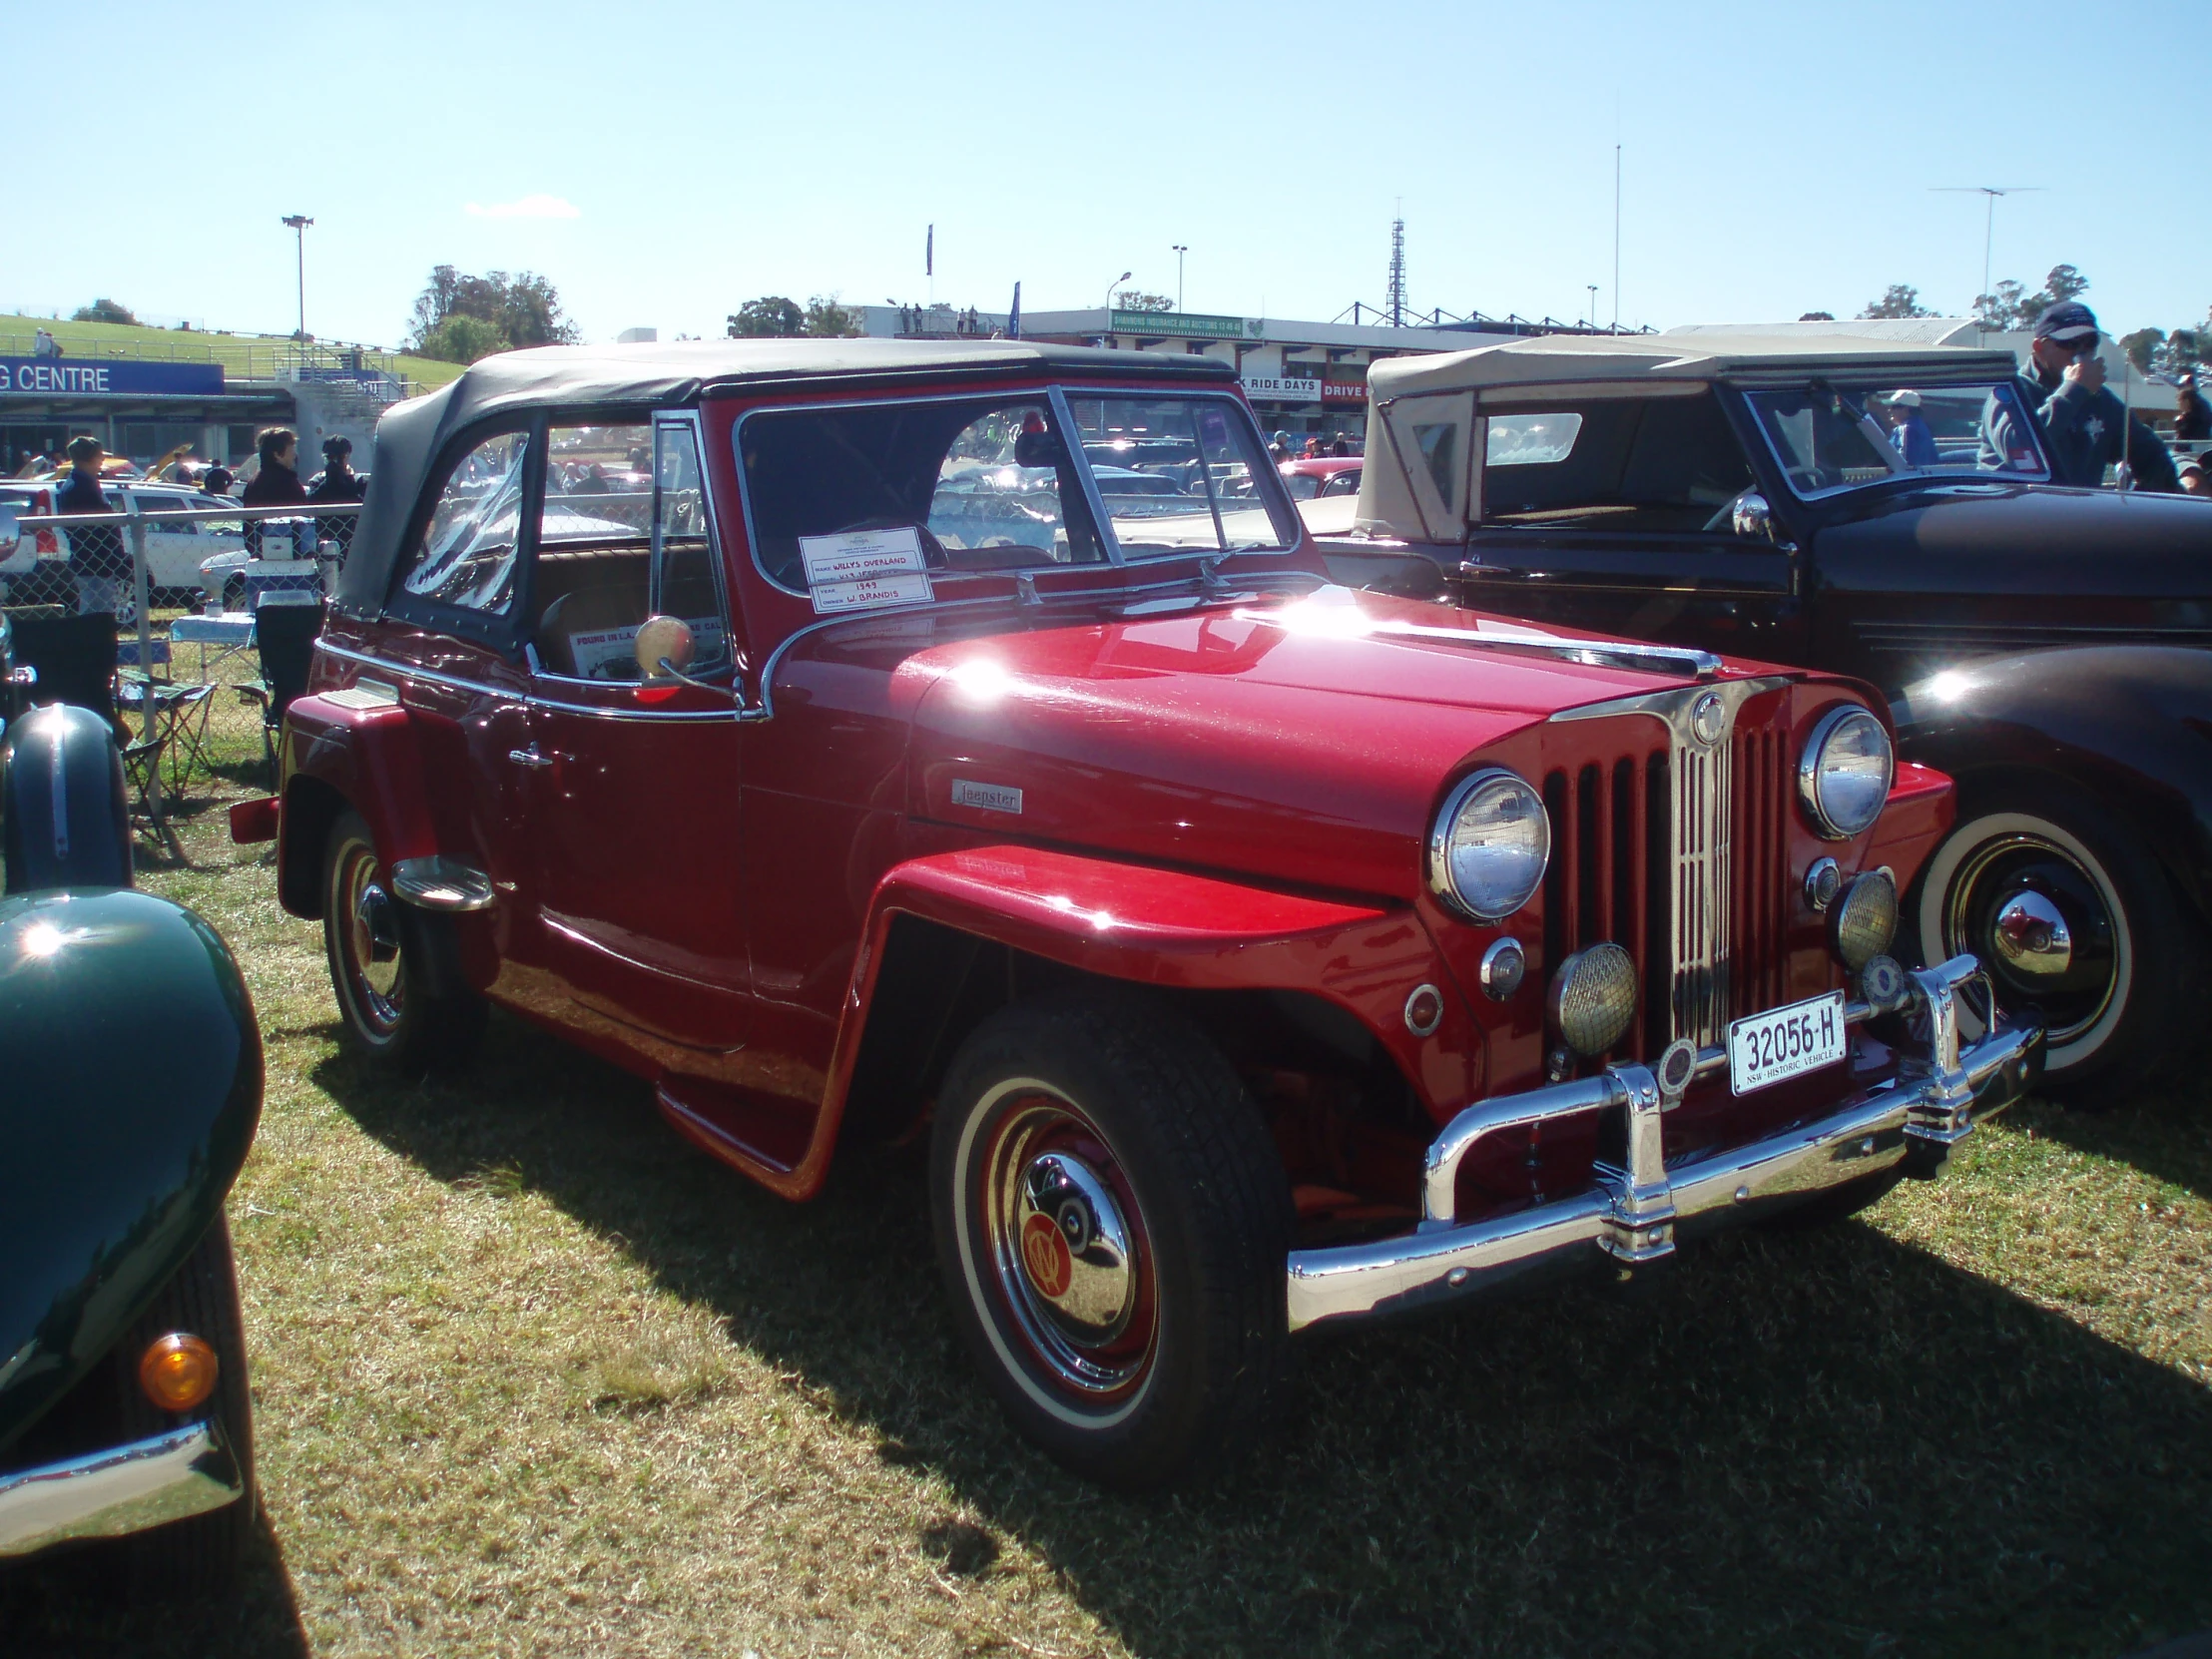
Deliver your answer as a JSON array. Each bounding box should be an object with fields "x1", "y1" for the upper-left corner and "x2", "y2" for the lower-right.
[
  {"x1": 1287, "y1": 956, "x2": 2040, "y2": 1333},
  {"x1": 0, "y1": 1420, "x2": 244, "y2": 1561}
]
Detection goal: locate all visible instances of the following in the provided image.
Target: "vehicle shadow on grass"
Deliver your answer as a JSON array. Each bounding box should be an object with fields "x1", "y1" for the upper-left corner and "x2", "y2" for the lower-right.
[
  {"x1": 315, "y1": 1017, "x2": 2212, "y2": 1659},
  {"x1": 0, "y1": 1505, "x2": 309, "y2": 1659}
]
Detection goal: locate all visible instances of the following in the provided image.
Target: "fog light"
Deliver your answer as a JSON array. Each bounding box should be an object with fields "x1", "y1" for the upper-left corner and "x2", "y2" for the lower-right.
[
  {"x1": 139, "y1": 1333, "x2": 219, "y2": 1413},
  {"x1": 1548, "y1": 942, "x2": 1638, "y2": 1057},
  {"x1": 1830, "y1": 870, "x2": 1898, "y2": 971}
]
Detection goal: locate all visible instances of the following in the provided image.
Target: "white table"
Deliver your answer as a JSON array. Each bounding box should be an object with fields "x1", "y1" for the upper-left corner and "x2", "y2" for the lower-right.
[{"x1": 169, "y1": 613, "x2": 257, "y2": 679}]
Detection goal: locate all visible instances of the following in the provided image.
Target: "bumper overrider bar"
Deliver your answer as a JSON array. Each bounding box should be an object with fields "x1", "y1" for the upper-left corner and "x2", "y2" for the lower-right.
[
  {"x1": 0, "y1": 1420, "x2": 244, "y2": 1560},
  {"x1": 1286, "y1": 956, "x2": 2040, "y2": 1333}
]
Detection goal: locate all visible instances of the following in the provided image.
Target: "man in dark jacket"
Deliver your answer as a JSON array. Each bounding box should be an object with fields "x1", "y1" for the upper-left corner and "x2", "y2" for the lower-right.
[
  {"x1": 242, "y1": 426, "x2": 307, "y2": 556},
  {"x1": 54, "y1": 434, "x2": 126, "y2": 615},
  {"x1": 1999, "y1": 302, "x2": 2180, "y2": 491}
]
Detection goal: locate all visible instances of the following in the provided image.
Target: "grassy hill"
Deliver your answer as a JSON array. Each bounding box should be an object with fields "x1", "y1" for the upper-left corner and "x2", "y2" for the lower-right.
[{"x1": 0, "y1": 313, "x2": 466, "y2": 392}]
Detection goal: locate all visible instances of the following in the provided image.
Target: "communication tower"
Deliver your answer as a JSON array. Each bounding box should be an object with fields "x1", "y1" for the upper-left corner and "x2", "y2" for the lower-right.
[{"x1": 1386, "y1": 216, "x2": 1406, "y2": 328}]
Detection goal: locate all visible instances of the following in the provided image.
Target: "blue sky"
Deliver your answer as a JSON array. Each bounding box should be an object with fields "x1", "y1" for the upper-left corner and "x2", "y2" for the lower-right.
[{"x1": 15, "y1": 0, "x2": 2200, "y2": 348}]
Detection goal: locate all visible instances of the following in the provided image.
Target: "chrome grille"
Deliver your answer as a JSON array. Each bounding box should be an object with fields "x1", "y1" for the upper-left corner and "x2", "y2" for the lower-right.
[{"x1": 1548, "y1": 677, "x2": 1794, "y2": 1056}]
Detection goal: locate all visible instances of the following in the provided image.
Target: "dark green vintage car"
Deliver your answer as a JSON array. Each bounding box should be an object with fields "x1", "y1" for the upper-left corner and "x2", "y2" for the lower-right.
[{"x1": 0, "y1": 655, "x2": 266, "y2": 1593}]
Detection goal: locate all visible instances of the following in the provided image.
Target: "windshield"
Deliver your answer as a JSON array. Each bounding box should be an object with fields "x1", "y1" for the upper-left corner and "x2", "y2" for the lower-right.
[
  {"x1": 738, "y1": 390, "x2": 1296, "y2": 597},
  {"x1": 1064, "y1": 395, "x2": 1300, "y2": 556},
  {"x1": 1745, "y1": 381, "x2": 2049, "y2": 496}
]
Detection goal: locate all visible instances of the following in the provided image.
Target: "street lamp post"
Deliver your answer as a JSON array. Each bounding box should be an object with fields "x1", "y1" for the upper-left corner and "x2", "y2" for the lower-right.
[
  {"x1": 1586, "y1": 284, "x2": 1598, "y2": 328},
  {"x1": 1172, "y1": 246, "x2": 1188, "y2": 312},
  {"x1": 280, "y1": 215, "x2": 313, "y2": 341},
  {"x1": 1104, "y1": 270, "x2": 1131, "y2": 316}
]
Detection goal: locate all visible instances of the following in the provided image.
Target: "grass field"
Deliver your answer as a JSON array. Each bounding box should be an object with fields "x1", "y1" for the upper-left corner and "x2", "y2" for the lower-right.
[
  {"x1": 0, "y1": 313, "x2": 465, "y2": 393},
  {"x1": 2, "y1": 654, "x2": 2209, "y2": 1658}
]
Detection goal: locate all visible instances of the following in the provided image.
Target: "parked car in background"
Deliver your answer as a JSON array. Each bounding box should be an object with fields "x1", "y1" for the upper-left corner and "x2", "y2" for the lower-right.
[
  {"x1": 1279, "y1": 456, "x2": 1363, "y2": 500},
  {"x1": 1312, "y1": 331, "x2": 2212, "y2": 1100},
  {"x1": 234, "y1": 339, "x2": 2036, "y2": 1487},
  {"x1": 0, "y1": 702, "x2": 264, "y2": 1591}
]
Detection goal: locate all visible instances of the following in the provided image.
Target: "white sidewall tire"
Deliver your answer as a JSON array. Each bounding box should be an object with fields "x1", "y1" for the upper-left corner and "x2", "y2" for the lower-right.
[
  {"x1": 947, "y1": 1076, "x2": 1154, "y2": 1432},
  {"x1": 1916, "y1": 809, "x2": 2131, "y2": 1074}
]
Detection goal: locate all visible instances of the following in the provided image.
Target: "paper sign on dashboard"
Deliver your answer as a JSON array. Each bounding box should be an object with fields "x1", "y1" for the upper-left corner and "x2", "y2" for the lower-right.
[{"x1": 800, "y1": 526, "x2": 933, "y2": 615}]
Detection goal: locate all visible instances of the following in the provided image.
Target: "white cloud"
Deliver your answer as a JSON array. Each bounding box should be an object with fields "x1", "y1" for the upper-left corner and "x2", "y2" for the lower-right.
[{"x1": 464, "y1": 194, "x2": 581, "y2": 221}]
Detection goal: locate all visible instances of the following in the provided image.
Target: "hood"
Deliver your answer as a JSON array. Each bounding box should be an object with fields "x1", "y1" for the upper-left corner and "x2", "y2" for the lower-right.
[
  {"x1": 0, "y1": 889, "x2": 262, "y2": 1454},
  {"x1": 1818, "y1": 482, "x2": 2212, "y2": 607},
  {"x1": 882, "y1": 586, "x2": 1800, "y2": 900}
]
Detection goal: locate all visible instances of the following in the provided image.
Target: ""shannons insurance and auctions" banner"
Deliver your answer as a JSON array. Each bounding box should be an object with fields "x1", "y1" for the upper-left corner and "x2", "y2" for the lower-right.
[{"x1": 0, "y1": 357, "x2": 225, "y2": 396}]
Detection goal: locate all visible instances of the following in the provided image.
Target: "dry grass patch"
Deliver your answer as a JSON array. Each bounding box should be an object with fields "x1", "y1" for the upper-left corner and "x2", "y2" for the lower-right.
[{"x1": 3, "y1": 665, "x2": 2209, "y2": 1656}]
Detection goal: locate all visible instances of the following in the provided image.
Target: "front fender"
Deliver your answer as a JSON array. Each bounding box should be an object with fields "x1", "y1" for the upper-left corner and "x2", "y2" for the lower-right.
[
  {"x1": 757, "y1": 846, "x2": 1482, "y2": 1202},
  {"x1": 0, "y1": 889, "x2": 263, "y2": 1456},
  {"x1": 276, "y1": 691, "x2": 438, "y2": 917},
  {"x1": 1893, "y1": 645, "x2": 2212, "y2": 919}
]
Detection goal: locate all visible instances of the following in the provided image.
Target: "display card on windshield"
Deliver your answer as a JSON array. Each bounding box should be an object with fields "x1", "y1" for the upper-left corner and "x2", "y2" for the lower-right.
[{"x1": 801, "y1": 527, "x2": 933, "y2": 614}]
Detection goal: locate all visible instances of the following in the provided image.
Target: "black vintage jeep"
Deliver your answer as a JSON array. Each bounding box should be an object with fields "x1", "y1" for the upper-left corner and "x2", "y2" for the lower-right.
[
  {"x1": 0, "y1": 630, "x2": 264, "y2": 1592},
  {"x1": 1311, "y1": 329, "x2": 2212, "y2": 1100}
]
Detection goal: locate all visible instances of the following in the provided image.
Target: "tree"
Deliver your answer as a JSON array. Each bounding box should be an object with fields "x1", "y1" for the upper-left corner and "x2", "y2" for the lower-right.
[
  {"x1": 407, "y1": 265, "x2": 579, "y2": 359},
  {"x1": 1860, "y1": 284, "x2": 1933, "y2": 319},
  {"x1": 1118, "y1": 292, "x2": 1174, "y2": 312},
  {"x1": 1799, "y1": 310, "x2": 1836, "y2": 322},
  {"x1": 73, "y1": 297, "x2": 137, "y2": 325},
  {"x1": 414, "y1": 315, "x2": 509, "y2": 365},
  {"x1": 802, "y1": 294, "x2": 861, "y2": 337},
  {"x1": 1973, "y1": 265, "x2": 2091, "y2": 332},
  {"x1": 2120, "y1": 327, "x2": 2164, "y2": 376},
  {"x1": 728, "y1": 296, "x2": 805, "y2": 337}
]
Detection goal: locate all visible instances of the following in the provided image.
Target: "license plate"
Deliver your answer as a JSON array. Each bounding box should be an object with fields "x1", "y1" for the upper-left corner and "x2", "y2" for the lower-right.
[{"x1": 1728, "y1": 991, "x2": 1848, "y2": 1095}]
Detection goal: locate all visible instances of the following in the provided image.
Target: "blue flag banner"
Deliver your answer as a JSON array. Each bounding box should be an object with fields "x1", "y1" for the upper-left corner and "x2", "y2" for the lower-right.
[
  {"x1": 0, "y1": 357, "x2": 225, "y2": 396},
  {"x1": 926, "y1": 225, "x2": 933, "y2": 278},
  {"x1": 1008, "y1": 282, "x2": 1021, "y2": 340}
]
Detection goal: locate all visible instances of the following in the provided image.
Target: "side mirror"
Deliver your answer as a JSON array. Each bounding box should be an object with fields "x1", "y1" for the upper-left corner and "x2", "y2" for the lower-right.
[
  {"x1": 1731, "y1": 492, "x2": 1775, "y2": 541},
  {"x1": 635, "y1": 614, "x2": 696, "y2": 679}
]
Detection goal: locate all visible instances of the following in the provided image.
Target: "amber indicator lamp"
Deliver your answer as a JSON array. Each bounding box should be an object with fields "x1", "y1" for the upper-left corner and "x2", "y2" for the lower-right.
[{"x1": 138, "y1": 1333, "x2": 220, "y2": 1412}]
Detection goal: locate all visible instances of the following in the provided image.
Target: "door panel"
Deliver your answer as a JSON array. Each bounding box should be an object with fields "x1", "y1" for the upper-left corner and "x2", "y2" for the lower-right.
[{"x1": 1459, "y1": 530, "x2": 1805, "y2": 662}]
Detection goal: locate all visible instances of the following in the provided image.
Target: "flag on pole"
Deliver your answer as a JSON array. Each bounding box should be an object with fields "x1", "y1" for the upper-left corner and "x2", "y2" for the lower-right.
[
  {"x1": 1007, "y1": 281, "x2": 1021, "y2": 340},
  {"x1": 925, "y1": 225, "x2": 933, "y2": 278}
]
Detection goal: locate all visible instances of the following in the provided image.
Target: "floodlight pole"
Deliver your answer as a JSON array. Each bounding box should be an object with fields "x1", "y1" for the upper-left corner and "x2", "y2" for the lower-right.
[
  {"x1": 1172, "y1": 246, "x2": 1188, "y2": 312},
  {"x1": 281, "y1": 215, "x2": 313, "y2": 341}
]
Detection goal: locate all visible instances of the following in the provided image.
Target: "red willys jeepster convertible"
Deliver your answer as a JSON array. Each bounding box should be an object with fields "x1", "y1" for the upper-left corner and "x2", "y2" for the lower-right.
[{"x1": 232, "y1": 340, "x2": 2039, "y2": 1487}]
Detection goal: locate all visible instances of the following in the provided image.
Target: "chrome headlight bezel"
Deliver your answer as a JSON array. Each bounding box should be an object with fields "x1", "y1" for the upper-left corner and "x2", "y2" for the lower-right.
[
  {"x1": 1427, "y1": 767, "x2": 1551, "y2": 922},
  {"x1": 1798, "y1": 704, "x2": 1894, "y2": 840}
]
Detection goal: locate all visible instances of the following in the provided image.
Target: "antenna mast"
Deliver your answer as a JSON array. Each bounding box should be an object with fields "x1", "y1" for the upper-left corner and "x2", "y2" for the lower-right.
[{"x1": 1386, "y1": 213, "x2": 1406, "y2": 328}]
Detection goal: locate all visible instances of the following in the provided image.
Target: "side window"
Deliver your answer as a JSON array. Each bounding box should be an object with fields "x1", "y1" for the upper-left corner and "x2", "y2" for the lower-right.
[
  {"x1": 399, "y1": 429, "x2": 531, "y2": 614},
  {"x1": 531, "y1": 418, "x2": 730, "y2": 682},
  {"x1": 1480, "y1": 394, "x2": 1753, "y2": 534}
]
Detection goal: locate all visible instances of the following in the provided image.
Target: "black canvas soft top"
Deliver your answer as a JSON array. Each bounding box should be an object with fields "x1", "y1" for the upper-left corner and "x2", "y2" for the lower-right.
[{"x1": 333, "y1": 339, "x2": 1235, "y2": 620}]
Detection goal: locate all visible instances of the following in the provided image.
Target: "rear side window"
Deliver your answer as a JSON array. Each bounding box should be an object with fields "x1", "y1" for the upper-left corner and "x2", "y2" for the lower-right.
[
  {"x1": 399, "y1": 429, "x2": 531, "y2": 614},
  {"x1": 1480, "y1": 394, "x2": 1753, "y2": 534}
]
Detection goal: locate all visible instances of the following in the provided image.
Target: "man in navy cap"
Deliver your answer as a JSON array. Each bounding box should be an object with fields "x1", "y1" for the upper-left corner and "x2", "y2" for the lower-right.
[{"x1": 1991, "y1": 300, "x2": 2178, "y2": 491}]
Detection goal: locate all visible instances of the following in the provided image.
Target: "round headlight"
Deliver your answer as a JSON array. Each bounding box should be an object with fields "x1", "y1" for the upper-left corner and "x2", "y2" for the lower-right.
[
  {"x1": 1428, "y1": 769, "x2": 1551, "y2": 921},
  {"x1": 1549, "y1": 942, "x2": 1639, "y2": 1057},
  {"x1": 1799, "y1": 705, "x2": 1893, "y2": 839},
  {"x1": 1830, "y1": 869, "x2": 1899, "y2": 971}
]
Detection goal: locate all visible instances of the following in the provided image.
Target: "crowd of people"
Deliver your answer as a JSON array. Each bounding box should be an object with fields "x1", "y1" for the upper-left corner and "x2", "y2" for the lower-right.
[{"x1": 1268, "y1": 430, "x2": 1358, "y2": 462}]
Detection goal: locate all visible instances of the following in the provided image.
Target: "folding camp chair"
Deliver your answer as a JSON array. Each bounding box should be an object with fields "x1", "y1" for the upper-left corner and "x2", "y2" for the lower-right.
[
  {"x1": 238, "y1": 600, "x2": 323, "y2": 785},
  {"x1": 9, "y1": 613, "x2": 174, "y2": 854}
]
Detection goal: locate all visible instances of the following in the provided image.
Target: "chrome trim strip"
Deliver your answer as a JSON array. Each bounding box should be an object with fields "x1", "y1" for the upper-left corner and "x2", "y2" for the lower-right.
[
  {"x1": 0, "y1": 1420, "x2": 242, "y2": 1559},
  {"x1": 313, "y1": 641, "x2": 737, "y2": 723},
  {"x1": 1287, "y1": 961, "x2": 2039, "y2": 1333}
]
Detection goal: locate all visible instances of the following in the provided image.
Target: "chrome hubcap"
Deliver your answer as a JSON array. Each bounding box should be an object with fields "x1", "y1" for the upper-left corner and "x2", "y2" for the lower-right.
[
  {"x1": 1946, "y1": 832, "x2": 2114, "y2": 1046},
  {"x1": 341, "y1": 850, "x2": 404, "y2": 1031},
  {"x1": 1991, "y1": 889, "x2": 2072, "y2": 977},
  {"x1": 980, "y1": 1091, "x2": 1156, "y2": 1399},
  {"x1": 1014, "y1": 1152, "x2": 1136, "y2": 1344}
]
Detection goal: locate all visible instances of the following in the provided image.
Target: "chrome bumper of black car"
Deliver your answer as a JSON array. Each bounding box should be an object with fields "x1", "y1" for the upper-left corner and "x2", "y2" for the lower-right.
[
  {"x1": 0, "y1": 1420, "x2": 243, "y2": 1560},
  {"x1": 1286, "y1": 956, "x2": 2040, "y2": 1333}
]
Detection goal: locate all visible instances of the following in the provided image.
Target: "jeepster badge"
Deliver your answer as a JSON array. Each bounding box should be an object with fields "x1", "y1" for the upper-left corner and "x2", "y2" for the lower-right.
[
  {"x1": 951, "y1": 779, "x2": 1024, "y2": 815},
  {"x1": 1690, "y1": 691, "x2": 1728, "y2": 746}
]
